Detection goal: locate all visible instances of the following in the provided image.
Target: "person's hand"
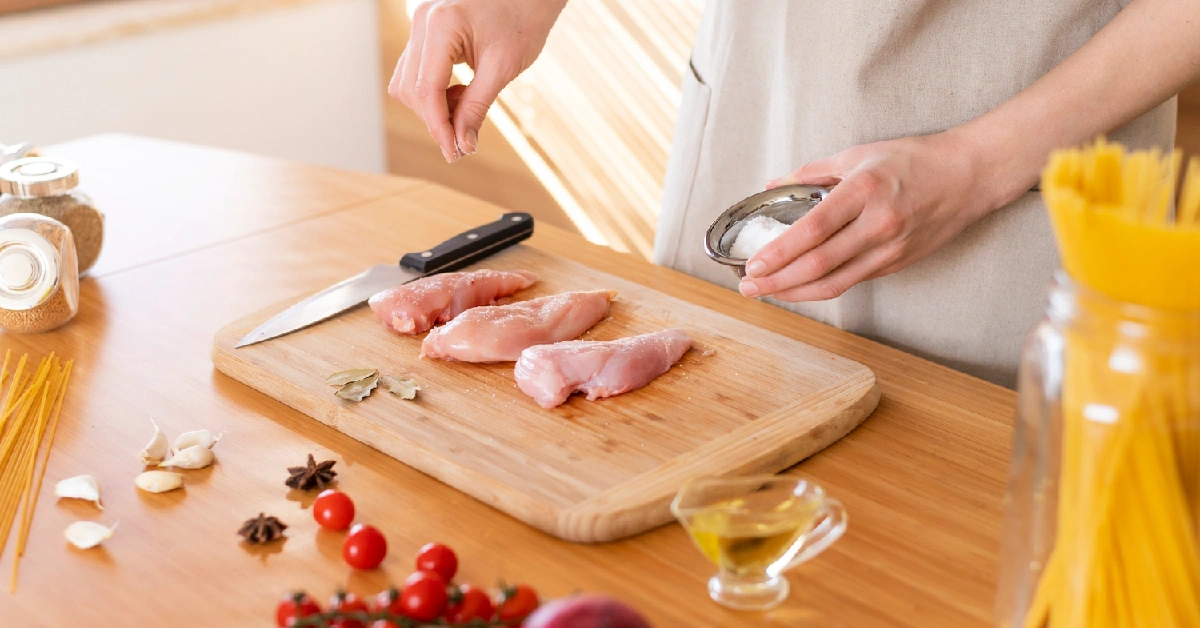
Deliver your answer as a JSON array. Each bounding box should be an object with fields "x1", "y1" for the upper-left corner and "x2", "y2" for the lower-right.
[
  {"x1": 389, "y1": 0, "x2": 567, "y2": 163},
  {"x1": 738, "y1": 130, "x2": 1012, "y2": 302}
]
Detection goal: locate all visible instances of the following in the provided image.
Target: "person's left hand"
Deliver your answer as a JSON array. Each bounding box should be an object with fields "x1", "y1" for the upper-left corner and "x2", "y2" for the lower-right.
[{"x1": 739, "y1": 130, "x2": 1008, "y2": 302}]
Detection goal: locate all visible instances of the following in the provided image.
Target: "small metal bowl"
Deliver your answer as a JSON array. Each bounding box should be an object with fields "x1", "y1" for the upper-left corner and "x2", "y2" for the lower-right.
[{"x1": 704, "y1": 184, "x2": 830, "y2": 279}]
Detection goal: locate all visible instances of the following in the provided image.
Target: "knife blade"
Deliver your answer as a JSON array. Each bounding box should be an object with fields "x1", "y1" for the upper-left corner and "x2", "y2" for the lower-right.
[{"x1": 235, "y1": 212, "x2": 534, "y2": 348}]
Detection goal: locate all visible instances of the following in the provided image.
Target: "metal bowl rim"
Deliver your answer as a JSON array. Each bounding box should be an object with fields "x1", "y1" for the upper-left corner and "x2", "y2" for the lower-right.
[{"x1": 703, "y1": 184, "x2": 830, "y2": 267}]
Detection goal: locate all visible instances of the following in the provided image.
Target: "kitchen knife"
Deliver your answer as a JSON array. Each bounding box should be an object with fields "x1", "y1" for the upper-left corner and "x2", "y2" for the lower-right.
[{"x1": 235, "y1": 212, "x2": 534, "y2": 348}]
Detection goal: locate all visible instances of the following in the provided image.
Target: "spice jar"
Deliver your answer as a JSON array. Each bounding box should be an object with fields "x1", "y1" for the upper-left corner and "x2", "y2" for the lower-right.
[
  {"x1": 0, "y1": 214, "x2": 80, "y2": 333},
  {"x1": 0, "y1": 157, "x2": 104, "y2": 275}
]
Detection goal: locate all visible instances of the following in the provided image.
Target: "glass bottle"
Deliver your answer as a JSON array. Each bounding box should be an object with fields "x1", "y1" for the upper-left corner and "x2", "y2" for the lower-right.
[
  {"x1": 997, "y1": 272, "x2": 1200, "y2": 627},
  {"x1": 0, "y1": 213, "x2": 80, "y2": 333},
  {"x1": 0, "y1": 156, "x2": 104, "y2": 275}
]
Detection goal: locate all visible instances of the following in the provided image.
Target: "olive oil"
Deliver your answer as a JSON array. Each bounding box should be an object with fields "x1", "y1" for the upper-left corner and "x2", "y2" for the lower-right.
[
  {"x1": 671, "y1": 476, "x2": 847, "y2": 610},
  {"x1": 683, "y1": 497, "x2": 819, "y2": 576}
]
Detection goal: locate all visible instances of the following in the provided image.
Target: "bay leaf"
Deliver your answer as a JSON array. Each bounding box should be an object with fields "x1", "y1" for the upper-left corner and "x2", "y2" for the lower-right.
[
  {"x1": 325, "y1": 368, "x2": 377, "y2": 386},
  {"x1": 336, "y1": 374, "x2": 379, "y2": 401},
  {"x1": 381, "y1": 375, "x2": 420, "y2": 400}
]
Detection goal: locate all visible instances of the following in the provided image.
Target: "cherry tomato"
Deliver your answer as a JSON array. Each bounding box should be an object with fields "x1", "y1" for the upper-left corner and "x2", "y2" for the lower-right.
[
  {"x1": 415, "y1": 542, "x2": 459, "y2": 582},
  {"x1": 343, "y1": 524, "x2": 387, "y2": 570},
  {"x1": 399, "y1": 570, "x2": 449, "y2": 622},
  {"x1": 368, "y1": 622, "x2": 401, "y2": 628},
  {"x1": 496, "y1": 584, "x2": 539, "y2": 624},
  {"x1": 275, "y1": 591, "x2": 322, "y2": 627},
  {"x1": 373, "y1": 587, "x2": 403, "y2": 614},
  {"x1": 328, "y1": 590, "x2": 369, "y2": 628},
  {"x1": 443, "y1": 583, "x2": 495, "y2": 623},
  {"x1": 313, "y1": 490, "x2": 356, "y2": 531}
]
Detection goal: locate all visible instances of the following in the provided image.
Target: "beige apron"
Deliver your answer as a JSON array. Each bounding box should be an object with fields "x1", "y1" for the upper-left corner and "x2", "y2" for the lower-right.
[{"x1": 654, "y1": 0, "x2": 1176, "y2": 388}]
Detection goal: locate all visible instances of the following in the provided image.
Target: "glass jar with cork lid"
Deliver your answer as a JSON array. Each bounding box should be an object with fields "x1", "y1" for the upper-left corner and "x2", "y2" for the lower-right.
[
  {"x1": 0, "y1": 214, "x2": 80, "y2": 333},
  {"x1": 0, "y1": 157, "x2": 104, "y2": 275}
]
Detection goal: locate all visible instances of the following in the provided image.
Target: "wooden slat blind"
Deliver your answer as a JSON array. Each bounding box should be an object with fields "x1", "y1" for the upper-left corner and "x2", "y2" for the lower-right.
[{"x1": 495, "y1": 0, "x2": 703, "y2": 257}]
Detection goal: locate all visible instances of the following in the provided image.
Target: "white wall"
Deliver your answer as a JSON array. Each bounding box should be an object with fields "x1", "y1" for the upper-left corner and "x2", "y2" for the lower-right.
[{"x1": 0, "y1": 0, "x2": 386, "y2": 172}]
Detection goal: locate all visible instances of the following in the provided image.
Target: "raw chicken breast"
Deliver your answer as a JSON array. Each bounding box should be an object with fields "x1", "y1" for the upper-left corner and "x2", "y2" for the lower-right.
[
  {"x1": 367, "y1": 269, "x2": 537, "y2": 334},
  {"x1": 421, "y1": 290, "x2": 616, "y2": 363},
  {"x1": 514, "y1": 329, "x2": 693, "y2": 408}
]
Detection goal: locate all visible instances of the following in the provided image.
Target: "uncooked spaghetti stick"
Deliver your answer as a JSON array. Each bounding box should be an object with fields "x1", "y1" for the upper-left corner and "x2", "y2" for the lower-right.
[
  {"x1": 0, "y1": 389, "x2": 37, "y2": 473},
  {"x1": 11, "y1": 378, "x2": 54, "y2": 591},
  {"x1": 10, "y1": 355, "x2": 51, "y2": 417},
  {"x1": 0, "y1": 350, "x2": 11, "y2": 398},
  {"x1": 0, "y1": 355, "x2": 28, "y2": 436},
  {"x1": 0, "y1": 357, "x2": 52, "y2": 466},
  {"x1": 17, "y1": 363, "x2": 69, "y2": 557},
  {"x1": 0, "y1": 374, "x2": 38, "y2": 428},
  {"x1": 0, "y1": 354, "x2": 26, "y2": 419},
  {"x1": 1182, "y1": 157, "x2": 1200, "y2": 225},
  {"x1": 1147, "y1": 151, "x2": 1176, "y2": 224},
  {"x1": 0, "y1": 386, "x2": 42, "y2": 563},
  {"x1": 1167, "y1": 149, "x2": 1183, "y2": 223}
]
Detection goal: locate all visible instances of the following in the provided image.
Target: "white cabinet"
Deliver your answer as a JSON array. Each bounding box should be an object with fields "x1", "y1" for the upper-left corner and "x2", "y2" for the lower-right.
[{"x1": 0, "y1": 0, "x2": 386, "y2": 173}]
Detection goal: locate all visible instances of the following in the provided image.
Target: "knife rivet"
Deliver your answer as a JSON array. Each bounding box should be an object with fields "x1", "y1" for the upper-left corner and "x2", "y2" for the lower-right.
[
  {"x1": 511, "y1": 216, "x2": 523, "y2": 221},
  {"x1": 421, "y1": 251, "x2": 432, "y2": 258},
  {"x1": 466, "y1": 233, "x2": 478, "y2": 240}
]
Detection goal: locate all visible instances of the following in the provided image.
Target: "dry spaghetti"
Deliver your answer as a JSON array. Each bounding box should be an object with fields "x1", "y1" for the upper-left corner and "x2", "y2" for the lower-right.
[
  {"x1": 0, "y1": 352, "x2": 73, "y2": 592},
  {"x1": 1021, "y1": 139, "x2": 1200, "y2": 627}
]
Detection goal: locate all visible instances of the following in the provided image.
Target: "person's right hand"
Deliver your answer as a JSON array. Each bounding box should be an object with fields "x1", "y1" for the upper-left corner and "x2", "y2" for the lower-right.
[{"x1": 389, "y1": 0, "x2": 567, "y2": 163}]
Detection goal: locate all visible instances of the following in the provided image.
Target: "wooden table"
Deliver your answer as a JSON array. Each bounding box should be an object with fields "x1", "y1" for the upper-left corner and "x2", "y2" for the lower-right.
[{"x1": 0, "y1": 135, "x2": 1016, "y2": 627}]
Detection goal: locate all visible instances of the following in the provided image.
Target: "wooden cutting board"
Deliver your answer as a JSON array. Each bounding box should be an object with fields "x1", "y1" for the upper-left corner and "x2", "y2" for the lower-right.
[{"x1": 212, "y1": 245, "x2": 879, "y2": 543}]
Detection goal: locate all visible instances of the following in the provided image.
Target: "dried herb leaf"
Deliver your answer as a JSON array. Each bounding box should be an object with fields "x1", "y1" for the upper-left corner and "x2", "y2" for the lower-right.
[
  {"x1": 325, "y1": 368, "x2": 377, "y2": 386},
  {"x1": 336, "y1": 374, "x2": 379, "y2": 401},
  {"x1": 381, "y1": 375, "x2": 420, "y2": 400}
]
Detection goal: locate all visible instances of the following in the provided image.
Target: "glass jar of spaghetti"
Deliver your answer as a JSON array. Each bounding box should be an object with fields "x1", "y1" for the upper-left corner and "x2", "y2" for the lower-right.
[
  {"x1": 0, "y1": 214, "x2": 80, "y2": 333},
  {"x1": 997, "y1": 140, "x2": 1200, "y2": 627}
]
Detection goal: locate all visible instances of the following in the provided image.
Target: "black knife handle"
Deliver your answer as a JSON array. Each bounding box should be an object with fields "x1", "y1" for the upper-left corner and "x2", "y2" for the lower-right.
[{"x1": 399, "y1": 212, "x2": 535, "y2": 274}]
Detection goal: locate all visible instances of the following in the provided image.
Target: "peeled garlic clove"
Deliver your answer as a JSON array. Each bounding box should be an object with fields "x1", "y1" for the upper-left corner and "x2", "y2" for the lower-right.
[
  {"x1": 55, "y1": 474, "x2": 102, "y2": 509},
  {"x1": 134, "y1": 470, "x2": 184, "y2": 493},
  {"x1": 158, "y1": 444, "x2": 215, "y2": 470},
  {"x1": 65, "y1": 520, "x2": 118, "y2": 549},
  {"x1": 140, "y1": 416, "x2": 169, "y2": 465},
  {"x1": 172, "y1": 429, "x2": 223, "y2": 452}
]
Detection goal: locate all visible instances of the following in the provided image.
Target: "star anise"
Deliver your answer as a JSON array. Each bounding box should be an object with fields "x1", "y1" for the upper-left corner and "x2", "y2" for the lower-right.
[
  {"x1": 285, "y1": 453, "x2": 337, "y2": 490},
  {"x1": 238, "y1": 513, "x2": 287, "y2": 544}
]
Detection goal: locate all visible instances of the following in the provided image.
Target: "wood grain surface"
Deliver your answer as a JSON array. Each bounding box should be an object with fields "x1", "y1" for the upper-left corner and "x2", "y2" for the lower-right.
[
  {"x1": 0, "y1": 135, "x2": 1016, "y2": 627},
  {"x1": 212, "y1": 246, "x2": 879, "y2": 542}
]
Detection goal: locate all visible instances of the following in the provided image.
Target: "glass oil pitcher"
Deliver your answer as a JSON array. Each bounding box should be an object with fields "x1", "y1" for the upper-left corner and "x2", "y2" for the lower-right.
[{"x1": 672, "y1": 475, "x2": 846, "y2": 611}]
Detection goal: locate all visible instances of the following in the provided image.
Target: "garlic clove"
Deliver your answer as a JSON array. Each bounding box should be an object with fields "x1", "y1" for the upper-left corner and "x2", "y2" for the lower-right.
[
  {"x1": 171, "y1": 429, "x2": 223, "y2": 452},
  {"x1": 64, "y1": 520, "x2": 118, "y2": 549},
  {"x1": 140, "y1": 416, "x2": 169, "y2": 465},
  {"x1": 55, "y1": 474, "x2": 102, "y2": 509},
  {"x1": 158, "y1": 444, "x2": 215, "y2": 470},
  {"x1": 134, "y1": 470, "x2": 185, "y2": 493}
]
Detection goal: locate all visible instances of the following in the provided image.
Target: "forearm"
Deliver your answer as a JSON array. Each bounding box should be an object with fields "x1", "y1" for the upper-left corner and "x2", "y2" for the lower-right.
[{"x1": 958, "y1": 0, "x2": 1200, "y2": 209}]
